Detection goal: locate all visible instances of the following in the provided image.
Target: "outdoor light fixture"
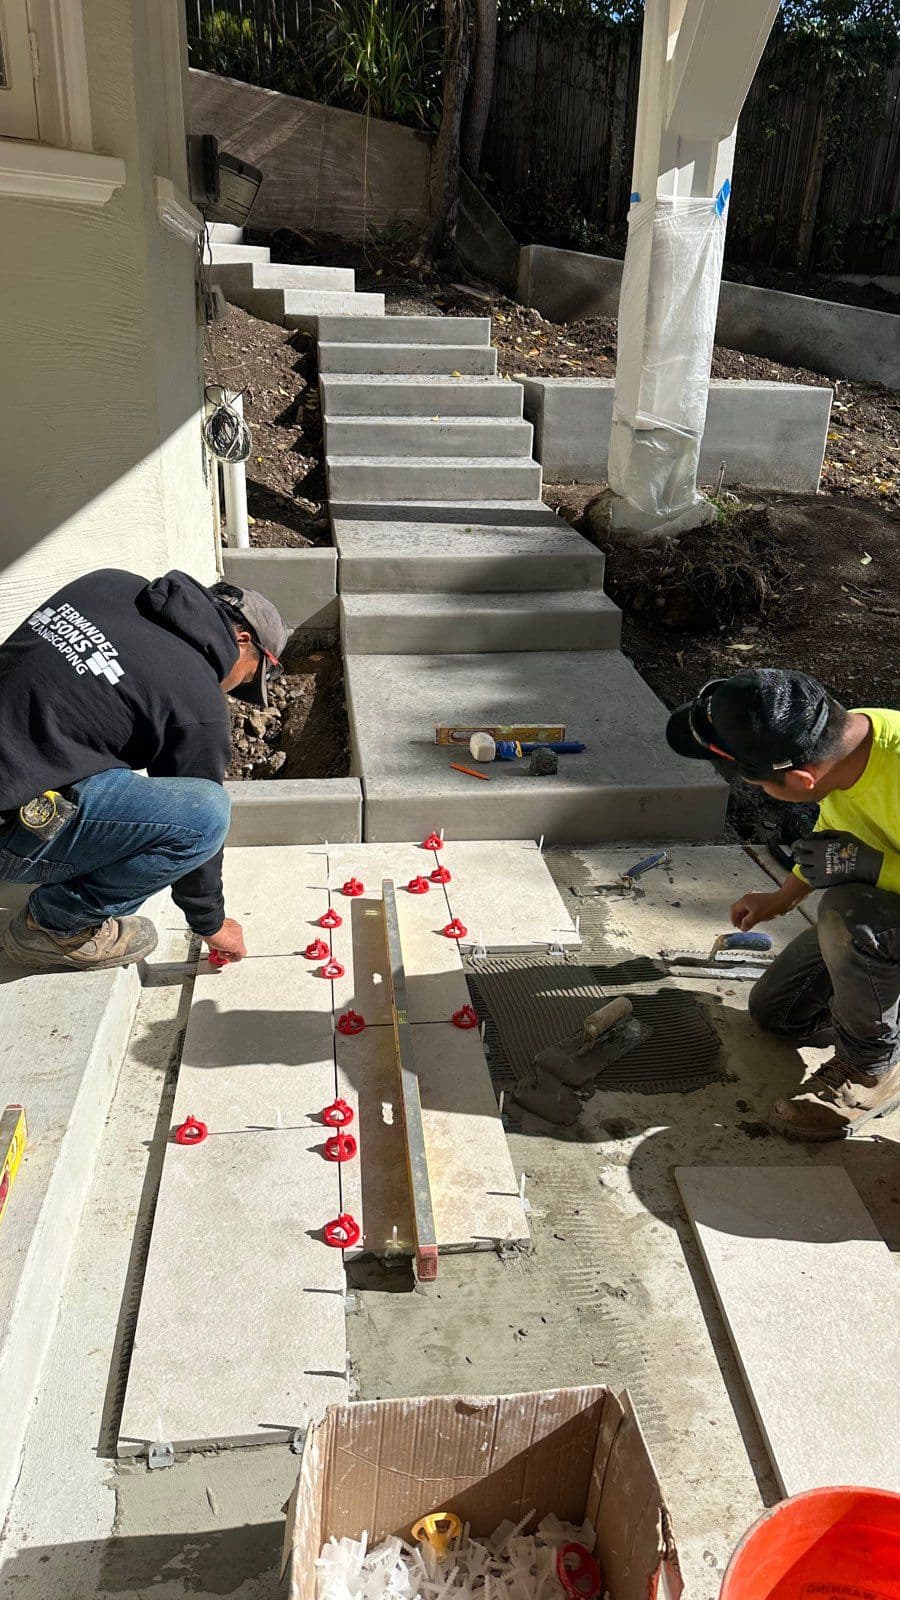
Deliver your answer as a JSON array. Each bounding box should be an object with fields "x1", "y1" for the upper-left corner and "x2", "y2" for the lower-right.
[{"x1": 187, "y1": 134, "x2": 262, "y2": 227}]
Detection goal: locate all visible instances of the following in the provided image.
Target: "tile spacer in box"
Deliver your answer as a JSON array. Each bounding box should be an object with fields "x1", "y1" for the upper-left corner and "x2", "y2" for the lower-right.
[
  {"x1": 174, "y1": 1115, "x2": 207, "y2": 1146},
  {"x1": 430, "y1": 865, "x2": 451, "y2": 884},
  {"x1": 324, "y1": 1130, "x2": 357, "y2": 1162},
  {"x1": 305, "y1": 938, "x2": 330, "y2": 961},
  {"x1": 342, "y1": 878, "x2": 365, "y2": 897},
  {"x1": 322, "y1": 1098, "x2": 354, "y2": 1127},
  {"x1": 443, "y1": 918, "x2": 467, "y2": 940},
  {"x1": 337, "y1": 1009, "x2": 365, "y2": 1036},
  {"x1": 324, "y1": 1212, "x2": 361, "y2": 1248},
  {"x1": 422, "y1": 831, "x2": 443, "y2": 850},
  {"x1": 407, "y1": 876, "x2": 430, "y2": 895},
  {"x1": 452, "y1": 1005, "x2": 478, "y2": 1030},
  {"x1": 318, "y1": 957, "x2": 344, "y2": 979},
  {"x1": 319, "y1": 908, "x2": 342, "y2": 928}
]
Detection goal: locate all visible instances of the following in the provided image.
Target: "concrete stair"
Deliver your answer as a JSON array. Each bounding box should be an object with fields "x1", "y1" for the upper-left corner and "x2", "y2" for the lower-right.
[
  {"x1": 324, "y1": 416, "x2": 534, "y2": 458},
  {"x1": 206, "y1": 223, "x2": 384, "y2": 330},
  {"x1": 318, "y1": 314, "x2": 491, "y2": 346},
  {"x1": 313, "y1": 310, "x2": 727, "y2": 840},
  {"x1": 327, "y1": 456, "x2": 542, "y2": 503},
  {"x1": 335, "y1": 518, "x2": 606, "y2": 594},
  {"x1": 321, "y1": 375, "x2": 523, "y2": 417},
  {"x1": 341, "y1": 591, "x2": 621, "y2": 653},
  {"x1": 319, "y1": 343, "x2": 497, "y2": 375}
]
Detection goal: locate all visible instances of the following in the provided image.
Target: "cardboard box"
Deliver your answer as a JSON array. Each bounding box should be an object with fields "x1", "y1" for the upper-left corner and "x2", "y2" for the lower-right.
[{"x1": 284, "y1": 1387, "x2": 682, "y2": 1600}]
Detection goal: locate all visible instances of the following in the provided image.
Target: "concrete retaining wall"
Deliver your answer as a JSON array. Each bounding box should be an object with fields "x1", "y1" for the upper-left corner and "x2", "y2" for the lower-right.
[
  {"x1": 189, "y1": 70, "x2": 430, "y2": 240},
  {"x1": 522, "y1": 377, "x2": 833, "y2": 492},
  {"x1": 518, "y1": 244, "x2": 899, "y2": 388},
  {"x1": 226, "y1": 778, "x2": 362, "y2": 844},
  {"x1": 222, "y1": 547, "x2": 337, "y2": 636}
]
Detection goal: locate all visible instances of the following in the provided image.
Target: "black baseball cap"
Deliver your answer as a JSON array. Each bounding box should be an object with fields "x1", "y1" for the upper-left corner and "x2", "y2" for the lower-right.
[
  {"x1": 212, "y1": 581, "x2": 289, "y2": 708},
  {"x1": 665, "y1": 669, "x2": 833, "y2": 780}
]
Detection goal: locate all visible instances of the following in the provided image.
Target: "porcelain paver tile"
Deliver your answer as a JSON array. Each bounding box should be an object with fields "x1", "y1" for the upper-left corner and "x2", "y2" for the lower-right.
[
  {"x1": 119, "y1": 1128, "x2": 346, "y2": 1453},
  {"x1": 676, "y1": 1165, "x2": 900, "y2": 1495}
]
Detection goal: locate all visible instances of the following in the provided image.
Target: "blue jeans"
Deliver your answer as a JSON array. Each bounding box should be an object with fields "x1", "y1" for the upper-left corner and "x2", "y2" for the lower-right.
[{"x1": 0, "y1": 768, "x2": 230, "y2": 935}]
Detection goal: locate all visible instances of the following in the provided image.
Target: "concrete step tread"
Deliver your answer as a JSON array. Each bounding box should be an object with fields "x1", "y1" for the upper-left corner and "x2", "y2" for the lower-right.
[
  {"x1": 335, "y1": 516, "x2": 605, "y2": 592},
  {"x1": 328, "y1": 454, "x2": 541, "y2": 467},
  {"x1": 330, "y1": 499, "x2": 556, "y2": 520},
  {"x1": 283, "y1": 291, "x2": 383, "y2": 311},
  {"x1": 209, "y1": 244, "x2": 271, "y2": 265},
  {"x1": 320, "y1": 374, "x2": 514, "y2": 386},
  {"x1": 317, "y1": 314, "x2": 491, "y2": 346},
  {"x1": 318, "y1": 346, "x2": 498, "y2": 375},
  {"x1": 343, "y1": 589, "x2": 614, "y2": 613},
  {"x1": 326, "y1": 414, "x2": 529, "y2": 426},
  {"x1": 215, "y1": 262, "x2": 356, "y2": 290},
  {"x1": 342, "y1": 590, "x2": 619, "y2": 652},
  {"x1": 345, "y1": 651, "x2": 727, "y2": 844}
]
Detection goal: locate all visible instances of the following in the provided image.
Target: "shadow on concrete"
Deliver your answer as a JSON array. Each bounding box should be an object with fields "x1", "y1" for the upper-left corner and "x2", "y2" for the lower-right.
[{"x1": 0, "y1": 1524, "x2": 286, "y2": 1598}]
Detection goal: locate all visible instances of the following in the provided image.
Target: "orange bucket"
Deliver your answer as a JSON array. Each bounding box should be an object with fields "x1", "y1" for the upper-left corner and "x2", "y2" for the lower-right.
[{"x1": 720, "y1": 1487, "x2": 900, "y2": 1600}]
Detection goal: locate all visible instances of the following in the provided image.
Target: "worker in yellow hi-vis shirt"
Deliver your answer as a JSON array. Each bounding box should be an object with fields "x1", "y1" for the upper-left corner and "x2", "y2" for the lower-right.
[{"x1": 665, "y1": 669, "x2": 900, "y2": 1142}]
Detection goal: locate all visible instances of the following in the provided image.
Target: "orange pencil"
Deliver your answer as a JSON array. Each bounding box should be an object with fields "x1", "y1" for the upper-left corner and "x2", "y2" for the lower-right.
[{"x1": 450, "y1": 762, "x2": 490, "y2": 780}]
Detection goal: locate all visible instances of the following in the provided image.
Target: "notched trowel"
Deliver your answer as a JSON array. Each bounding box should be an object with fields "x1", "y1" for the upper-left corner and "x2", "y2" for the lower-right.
[
  {"x1": 513, "y1": 996, "x2": 649, "y2": 1125},
  {"x1": 660, "y1": 929, "x2": 774, "y2": 981}
]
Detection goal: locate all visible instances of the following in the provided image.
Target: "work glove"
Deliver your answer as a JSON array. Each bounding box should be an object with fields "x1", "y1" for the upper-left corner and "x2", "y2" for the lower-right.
[{"x1": 792, "y1": 831, "x2": 883, "y2": 889}]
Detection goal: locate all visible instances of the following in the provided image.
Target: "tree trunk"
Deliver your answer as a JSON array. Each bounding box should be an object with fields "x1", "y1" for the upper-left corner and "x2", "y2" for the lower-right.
[
  {"x1": 462, "y1": 0, "x2": 497, "y2": 177},
  {"x1": 416, "y1": 0, "x2": 472, "y2": 263}
]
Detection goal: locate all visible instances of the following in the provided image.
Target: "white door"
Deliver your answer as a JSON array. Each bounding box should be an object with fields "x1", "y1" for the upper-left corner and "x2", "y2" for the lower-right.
[{"x1": 0, "y1": 0, "x2": 39, "y2": 140}]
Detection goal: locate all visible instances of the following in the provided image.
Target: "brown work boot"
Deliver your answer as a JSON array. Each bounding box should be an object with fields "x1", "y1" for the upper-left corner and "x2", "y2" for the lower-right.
[
  {"x1": 2, "y1": 908, "x2": 158, "y2": 971},
  {"x1": 768, "y1": 1053, "x2": 900, "y2": 1141}
]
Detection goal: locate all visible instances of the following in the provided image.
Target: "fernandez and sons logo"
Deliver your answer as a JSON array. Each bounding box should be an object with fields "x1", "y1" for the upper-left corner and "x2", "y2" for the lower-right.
[{"x1": 28, "y1": 603, "x2": 125, "y2": 685}]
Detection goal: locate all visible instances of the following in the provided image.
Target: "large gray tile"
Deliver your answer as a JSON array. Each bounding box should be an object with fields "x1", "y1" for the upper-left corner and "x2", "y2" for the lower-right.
[
  {"x1": 439, "y1": 839, "x2": 580, "y2": 951},
  {"x1": 119, "y1": 1129, "x2": 346, "y2": 1454},
  {"x1": 676, "y1": 1164, "x2": 900, "y2": 1495},
  {"x1": 336, "y1": 1022, "x2": 528, "y2": 1253},
  {"x1": 326, "y1": 844, "x2": 468, "y2": 1023}
]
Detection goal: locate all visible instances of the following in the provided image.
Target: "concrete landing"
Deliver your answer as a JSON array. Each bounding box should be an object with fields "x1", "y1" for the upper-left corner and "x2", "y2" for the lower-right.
[
  {"x1": 334, "y1": 517, "x2": 606, "y2": 593},
  {"x1": 341, "y1": 590, "x2": 621, "y2": 653},
  {"x1": 0, "y1": 887, "x2": 170, "y2": 1524},
  {"x1": 346, "y1": 651, "x2": 727, "y2": 843}
]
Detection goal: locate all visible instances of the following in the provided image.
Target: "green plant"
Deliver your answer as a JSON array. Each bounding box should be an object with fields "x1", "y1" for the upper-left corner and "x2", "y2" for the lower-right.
[
  {"x1": 323, "y1": 0, "x2": 442, "y2": 127},
  {"x1": 196, "y1": 12, "x2": 259, "y2": 81}
]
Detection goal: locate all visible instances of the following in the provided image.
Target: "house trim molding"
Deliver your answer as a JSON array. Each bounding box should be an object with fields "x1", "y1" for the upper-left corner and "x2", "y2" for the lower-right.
[
  {"x1": 155, "y1": 175, "x2": 204, "y2": 244},
  {"x1": 0, "y1": 139, "x2": 125, "y2": 203}
]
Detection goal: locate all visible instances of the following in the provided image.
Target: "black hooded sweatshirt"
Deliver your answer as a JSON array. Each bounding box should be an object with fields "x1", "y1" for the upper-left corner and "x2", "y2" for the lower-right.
[{"x1": 0, "y1": 568, "x2": 239, "y2": 935}]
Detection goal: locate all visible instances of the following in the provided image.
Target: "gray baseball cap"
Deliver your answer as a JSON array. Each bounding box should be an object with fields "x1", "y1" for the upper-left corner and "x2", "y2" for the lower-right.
[{"x1": 212, "y1": 582, "x2": 289, "y2": 708}]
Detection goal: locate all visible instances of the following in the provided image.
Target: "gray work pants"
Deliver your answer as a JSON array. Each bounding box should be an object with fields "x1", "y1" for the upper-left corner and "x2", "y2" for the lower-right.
[{"x1": 748, "y1": 884, "x2": 900, "y2": 1076}]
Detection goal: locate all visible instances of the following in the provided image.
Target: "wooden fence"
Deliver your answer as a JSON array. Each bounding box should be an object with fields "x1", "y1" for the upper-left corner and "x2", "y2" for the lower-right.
[
  {"x1": 483, "y1": 23, "x2": 900, "y2": 277},
  {"x1": 185, "y1": 0, "x2": 900, "y2": 277}
]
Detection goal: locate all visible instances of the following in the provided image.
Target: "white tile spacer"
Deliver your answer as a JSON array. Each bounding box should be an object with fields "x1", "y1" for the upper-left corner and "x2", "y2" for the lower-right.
[
  {"x1": 439, "y1": 827, "x2": 445, "y2": 842},
  {"x1": 498, "y1": 1090, "x2": 505, "y2": 1115},
  {"x1": 537, "y1": 834, "x2": 544, "y2": 854}
]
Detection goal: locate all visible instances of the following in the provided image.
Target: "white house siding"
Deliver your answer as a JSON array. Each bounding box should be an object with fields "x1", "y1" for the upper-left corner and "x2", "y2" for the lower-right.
[{"x1": 0, "y1": 0, "x2": 215, "y2": 640}]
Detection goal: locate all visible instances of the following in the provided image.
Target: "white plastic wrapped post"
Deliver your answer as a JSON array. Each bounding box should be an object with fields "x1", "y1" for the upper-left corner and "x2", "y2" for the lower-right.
[{"x1": 608, "y1": 193, "x2": 728, "y2": 525}]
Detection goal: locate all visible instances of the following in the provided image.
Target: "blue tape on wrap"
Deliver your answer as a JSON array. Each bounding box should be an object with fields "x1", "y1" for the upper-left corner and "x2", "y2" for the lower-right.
[
  {"x1": 630, "y1": 191, "x2": 641, "y2": 203},
  {"x1": 715, "y1": 178, "x2": 731, "y2": 217}
]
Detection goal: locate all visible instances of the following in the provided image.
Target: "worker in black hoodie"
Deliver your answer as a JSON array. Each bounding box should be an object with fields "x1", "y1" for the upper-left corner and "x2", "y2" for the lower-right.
[{"x1": 0, "y1": 568, "x2": 288, "y2": 972}]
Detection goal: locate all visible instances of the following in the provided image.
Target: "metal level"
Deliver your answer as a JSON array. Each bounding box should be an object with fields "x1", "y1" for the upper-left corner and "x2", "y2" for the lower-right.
[{"x1": 381, "y1": 880, "x2": 439, "y2": 1282}]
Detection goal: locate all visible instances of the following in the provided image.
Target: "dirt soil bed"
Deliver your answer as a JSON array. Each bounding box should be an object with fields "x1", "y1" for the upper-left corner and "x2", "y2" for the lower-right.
[
  {"x1": 551, "y1": 484, "x2": 900, "y2": 842},
  {"x1": 226, "y1": 641, "x2": 349, "y2": 781},
  {"x1": 374, "y1": 274, "x2": 898, "y2": 510},
  {"x1": 204, "y1": 305, "x2": 328, "y2": 547}
]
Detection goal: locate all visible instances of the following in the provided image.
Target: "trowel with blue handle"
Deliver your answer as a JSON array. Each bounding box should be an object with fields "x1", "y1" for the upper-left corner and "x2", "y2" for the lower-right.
[{"x1": 660, "y1": 929, "x2": 774, "y2": 980}]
